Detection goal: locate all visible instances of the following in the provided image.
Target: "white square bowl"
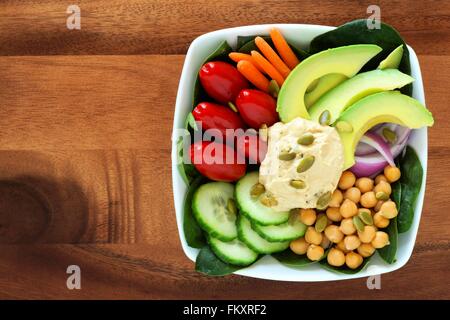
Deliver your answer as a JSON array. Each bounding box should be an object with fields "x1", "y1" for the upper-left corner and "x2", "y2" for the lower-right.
[{"x1": 171, "y1": 24, "x2": 428, "y2": 281}]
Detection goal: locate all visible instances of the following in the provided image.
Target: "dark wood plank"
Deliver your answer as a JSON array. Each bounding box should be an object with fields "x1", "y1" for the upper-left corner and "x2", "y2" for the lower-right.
[{"x1": 0, "y1": 0, "x2": 448, "y2": 55}]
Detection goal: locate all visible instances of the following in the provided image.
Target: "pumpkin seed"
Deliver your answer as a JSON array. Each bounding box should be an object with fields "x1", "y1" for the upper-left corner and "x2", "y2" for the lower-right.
[
  {"x1": 227, "y1": 198, "x2": 237, "y2": 216},
  {"x1": 297, "y1": 133, "x2": 315, "y2": 146},
  {"x1": 259, "y1": 124, "x2": 268, "y2": 142},
  {"x1": 297, "y1": 155, "x2": 315, "y2": 173},
  {"x1": 376, "y1": 191, "x2": 389, "y2": 201},
  {"x1": 382, "y1": 127, "x2": 397, "y2": 143},
  {"x1": 250, "y1": 183, "x2": 265, "y2": 198},
  {"x1": 353, "y1": 216, "x2": 365, "y2": 232},
  {"x1": 290, "y1": 179, "x2": 306, "y2": 189},
  {"x1": 358, "y1": 209, "x2": 373, "y2": 225},
  {"x1": 315, "y1": 214, "x2": 328, "y2": 233},
  {"x1": 259, "y1": 194, "x2": 278, "y2": 207},
  {"x1": 335, "y1": 120, "x2": 353, "y2": 133},
  {"x1": 319, "y1": 110, "x2": 331, "y2": 126},
  {"x1": 279, "y1": 151, "x2": 296, "y2": 161},
  {"x1": 227, "y1": 101, "x2": 238, "y2": 113},
  {"x1": 316, "y1": 191, "x2": 332, "y2": 210},
  {"x1": 268, "y1": 79, "x2": 280, "y2": 98}
]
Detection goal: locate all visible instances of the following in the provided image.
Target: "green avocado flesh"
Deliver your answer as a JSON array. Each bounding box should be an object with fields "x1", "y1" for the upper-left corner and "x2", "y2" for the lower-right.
[
  {"x1": 336, "y1": 91, "x2": 434, "y2": 169},
  {"x1": 309, "y1": 69, "x2": 414, "y2": 123},
  {"x1": 378, "y1": 45, "x2": 404, "y2": 70},
  {"x1": 277, "y1": 44, "x2": 382, "y2": 122},
  {"x1": 304, "y1": 73, "x2": 348, "y2": 108}
]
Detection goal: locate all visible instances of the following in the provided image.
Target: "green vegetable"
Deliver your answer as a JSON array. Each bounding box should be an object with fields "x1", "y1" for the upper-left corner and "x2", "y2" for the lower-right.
[
  {"x1": 183, "y1": 176, "x2": 206, "y2": 248},
  {"x1": 309, "y1": 19, "x2": 412, "y2": 96},
  {"x1": 176, "y1": 136, "x2": 199, "y2": 185},
  {"x1": 319, "y1": 256, "x2": 372, "y2": 274},
  {"x1": 397, "y1": 146, "x2": 423, "y2": 233},
  {"x1": 195, "y1": 246, "x2": 242, "y2": 276},
  {"x1": 272, "y1": 248, "x2": 328, "y2": 268}
]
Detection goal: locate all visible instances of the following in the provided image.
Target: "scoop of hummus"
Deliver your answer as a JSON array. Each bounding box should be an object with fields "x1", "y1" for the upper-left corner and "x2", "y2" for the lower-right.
[{"x1": 259, "y1": 117, "x2": 344, "y2": 211}]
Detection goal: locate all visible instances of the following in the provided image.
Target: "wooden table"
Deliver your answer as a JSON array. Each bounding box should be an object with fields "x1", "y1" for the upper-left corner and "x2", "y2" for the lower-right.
[{"x1": 0, "y1": 0, "x2": 448, "y2": 299}]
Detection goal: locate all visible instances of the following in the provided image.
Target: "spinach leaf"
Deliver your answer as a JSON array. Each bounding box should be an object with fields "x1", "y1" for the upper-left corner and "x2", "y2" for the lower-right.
[
  {"x1": 238, "y1": 35, "x2": 309, "y2": 60},
  {"x1": 309, "y1": 19, "x2": 412, "y2": 96},
  {"x1": 176, "y1": 135, "x2": 199, "y2": 185},
  {"x1": 272, "y1": 247, "x2": 328, "y2": 268},
  {"x1": 319, "y1": 255, "x2": 372, "y2": 274},
  {"x1": 183, "y1": 176, "x2": 206, "y2": 248},
  {"x1": 195, "y1": 246, "x2": 242, "y2": 276},
  {"x1": 397, "y1": 146, "x2": 423, "y2": 233}
]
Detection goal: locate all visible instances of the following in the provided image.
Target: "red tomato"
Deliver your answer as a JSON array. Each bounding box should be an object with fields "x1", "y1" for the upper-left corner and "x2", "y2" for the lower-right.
[
  {"x1": 199, "y1": 61, "x2": 249, "y2": 104},
  {"x1": 235, "y1": 89, "x2": 279, "y2": 129},
  {"x1": 236, "y1": 133, "x2": 268, "y2": 164},
  {"x1": 192, "y1": 102, "x2": 245, "y2": 137},
  {"x1": 190, "y1": 141, "x2": 246, "y2": 182}
]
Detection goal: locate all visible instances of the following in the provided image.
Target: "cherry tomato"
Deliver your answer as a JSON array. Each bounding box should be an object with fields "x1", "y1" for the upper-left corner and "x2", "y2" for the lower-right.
[
  {"x1": 190, "y1": 141, "x2": 246, "y2": 182},
  {"x1": 199, "y1": 61, "x2": 249, "y2": 104},
  {"x1": 235, "y1": 89, "x2": 279, "y2": 129},
  {"x1": 192, "y1": 102, "x2": 245, "y2": 137},
  {"x1": 236, "y1": 133, "x2": 268, "y2": 164}
]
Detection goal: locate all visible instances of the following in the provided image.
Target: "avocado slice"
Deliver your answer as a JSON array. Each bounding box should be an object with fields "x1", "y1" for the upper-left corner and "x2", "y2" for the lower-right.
[
  {"x1": 277, "y1": 44, "x2": 382, "y2": 122},
  {"x1": 309, "y1": 69, "x2": 414, "y2": 123},
  {"x1": 378, "y1": 45, "x2": 404, "y2": 70},
  {"x1": 335, "y1": 91, "x2": 434, "y2": 169},
  {"x1": 304, "y1": 73, "x2": 348, "y2": 108}
]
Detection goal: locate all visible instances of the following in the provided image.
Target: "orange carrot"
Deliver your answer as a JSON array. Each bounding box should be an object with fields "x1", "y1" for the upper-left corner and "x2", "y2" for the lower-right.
[
  {"x1": 270, "y1": 28, "x2": 300, "y2": 69},
  {"x1": 254, "y1": 36, "x2": 291, "y2": 78},
  {"x1": 251, "y1": 50, "x2": 284, "y2": 87},
  {"x1": 237, "y1": 60, "x2": 270, "y2": 92},
  {"x1": 228, "y1": 52, "x2": 265, "y2": 72}
]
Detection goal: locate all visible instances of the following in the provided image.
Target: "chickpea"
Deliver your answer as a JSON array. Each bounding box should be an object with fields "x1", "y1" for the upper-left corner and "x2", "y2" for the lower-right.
[
  {"x1": 307, "y1": 244, "x2": 324, "y2": 261},
  {"x1": 355, "y1": 177, "x2": 374, "y2": 193},
  {"x1": 336, "y1": 240, "x2": 350, "y2": 253},
  {"x1": 357, "y1": 243, "x2": 376, "y2": 258},
  {"x1": 329, "y1": 189, "x2": 343, "y2": 208},
  {"x1": 339, "y1": 218, "x2": 356, "y2": 235},
  {"x1": 344, "y1": 187, "x2": 361, "y2": 203},
  {"x1": 340, "y1": 199, "x2": 358, "y2": 218},
  {"x1": 384, "y1": 165, "x2": 401, "y2": 183},
  {"x1": 321, "y1": 235, "x2": 331, "y2": 249},
  {"x1": 360, "y1": 191, "x2": 377, "y2": 208},
  {"x1": 290, "y1": 237, "x2": 309, "y2": 255},
  {"x1": 373, "y1": 212, "x2": 390, "y2": 228},
  {"x1": 345, "y1": 252, "x2": 364, "y2": 269},
  {"x1": 374, "y1": 180, "x2": 392, "y2": 197},
  {"x1": 327, "y1": 248, "x2": 346, "y2": 267},
  {"x1": 374, "y1": 200, "x2": 385, "y2": 212},
  {"x1": 379, "y1": 200, "x2": 398, "y2": 219},
  {"x1": 357, "y1": 225, "x2": 377, "y2": 243},
  {"x1": 344, "y1": 235, "x2": 361, "y2": 251},
  {"x1": 375, "y1": 174, "x2": 388, "y2": 184},
  {"x1": 371, "y1": 231, "x2": 390, "y2": 249},
  {"x1": 299, "y1": 208, "x2": 316, "y2": 226},
  {"x1": 326, "y1": 207, "x2": 342, "y2": 222},
  {"x1": 338, "y1": 171, "x2": 356, "y2": 190},
  {"x1": 324, "y1": 225, "x2": 344, "y2": 243},
  {"x1": 305, "y1": 226, "x2": 323, "y2": 245}
]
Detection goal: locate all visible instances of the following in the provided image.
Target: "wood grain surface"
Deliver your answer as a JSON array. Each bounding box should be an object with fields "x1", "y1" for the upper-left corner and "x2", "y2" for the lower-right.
[{"x1": 0, "y1": 0, "x2": 449, "y2": 299}]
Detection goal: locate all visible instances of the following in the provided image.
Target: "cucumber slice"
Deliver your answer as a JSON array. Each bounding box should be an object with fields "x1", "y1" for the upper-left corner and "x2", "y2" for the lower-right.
[
  {"x1": 237, "y1": 215, "x2": 289, "y2": 254},
  {"x1": 208, "y1": 236, "x2": 259, "y2": 266},
  {"x1": 252, "y1": 213, "x2": 307, "y2": 242},
  {"x1": 235, "y1": 172, "x2": 290, "y2": 226},
  {"x1": 192, "y1": 182, "x2": 237, "y2": 241}
]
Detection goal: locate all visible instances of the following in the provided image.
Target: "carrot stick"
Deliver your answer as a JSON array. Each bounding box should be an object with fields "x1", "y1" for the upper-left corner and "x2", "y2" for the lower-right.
[
  {"x1": 254, "y1": 36, "x2": 291, "y2": 78},
  {"x1": 270, "y1": 28, "x2": 300, "y2": 69},
  {"x1": 237, "y1": 60, "x2": 270, "y2": 92},
  {"x1": 228, "y1": 52, "x2": 265, "y2": 72},
  {"x1": 251, "y1": 50, "x2": 284, "y2": 87}
]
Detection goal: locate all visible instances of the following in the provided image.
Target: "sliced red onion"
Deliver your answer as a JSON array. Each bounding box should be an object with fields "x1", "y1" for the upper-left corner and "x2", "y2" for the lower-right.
[
  {"x1": 359, "y1": 132, "x2": 395, "y2": 167},
  {"x1": 355, "y1": 124, "x2": 411, "y2": 156}
]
